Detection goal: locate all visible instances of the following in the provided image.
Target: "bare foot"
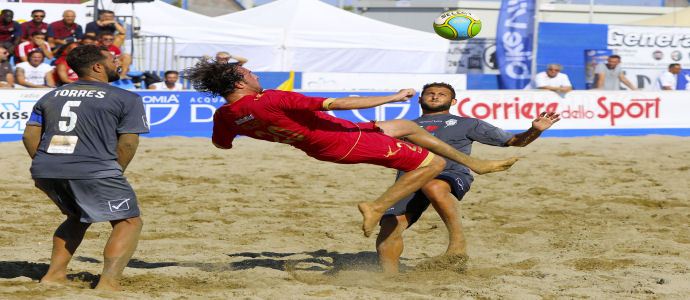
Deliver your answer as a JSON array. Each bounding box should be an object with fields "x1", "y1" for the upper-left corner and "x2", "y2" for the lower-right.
[
  {"x1": 472, "y1": 157, "x2": 518, "y2": 175},
  {"x1": 357, "y1": 202, "x2": 383, "y2": 237},
  {"x1": 40, "y1": 275, "x2": 68, "y2": 284},
  {"x1": 95, "y1": 276, "x2": 122, "y2": 291}
]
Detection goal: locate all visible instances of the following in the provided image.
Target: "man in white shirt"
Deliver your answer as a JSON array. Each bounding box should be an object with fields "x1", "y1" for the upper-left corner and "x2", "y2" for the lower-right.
[
  {"x1": 533, "y1": 63, "x2": 572, "y2": 93},
  {"x1": 15, "y1": 50, "x2": 55, "y2": 88},
  {"x1": 148, "y1": 70, "x2": 185, "y2": 91},
  {"x1": 654, "y1": 63, "x2": 681, "y2": 90}
]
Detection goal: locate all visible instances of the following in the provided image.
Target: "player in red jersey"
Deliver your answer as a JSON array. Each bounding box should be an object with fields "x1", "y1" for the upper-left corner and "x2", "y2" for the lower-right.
[{"x1": 184, "y1": 60, "x2": 518, "y2": 236}]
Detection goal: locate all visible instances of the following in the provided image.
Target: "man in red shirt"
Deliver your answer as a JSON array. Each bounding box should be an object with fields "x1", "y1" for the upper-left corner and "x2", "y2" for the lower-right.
[
  {"x1": 0, "y1": 9, "x2": 22, "y2": 55},
  {"x1": 184, "y1": 61, "x2": 518, "y2": 236},
  {"x1": 21, "y1": 9, "x2": 53, "y2": 41},
  {"x1": 16, "y1": 31, "x2": 53, "y2": 62},
  {"x1": 98, "y1": 31, "x2": 131, "y2": 78},
  {"x1": 49, "y1": 10, "x2": 83, "y2": 56}
]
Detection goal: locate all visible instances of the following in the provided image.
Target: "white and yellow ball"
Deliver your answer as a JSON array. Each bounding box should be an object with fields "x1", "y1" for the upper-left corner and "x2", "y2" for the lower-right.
[{"x1": 433, "y1": 10, "x2": 482, "y2": 41}]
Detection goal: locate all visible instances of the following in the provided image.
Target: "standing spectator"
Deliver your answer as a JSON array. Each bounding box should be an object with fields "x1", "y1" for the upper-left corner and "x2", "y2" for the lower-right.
[
  {"x1": 98, "y1": 31, "x2": 131, "y2": 78},
  {"x1": 21, "y1": 9, "x2": 53, "y2": 42},
  {"x1": 85, "y1": 10, "x2": 126, "y2": 40},
  {"x1": 49, "y1": 10, "x2": 84, "y2": 56},
  {"x1": 0, "y1": 9, "x2": 22, "y2": 55},
  {"x1": 15, "y1": 50, "x2": 55, "y2": 88},
  {"x1": 653, "y1": 63, "x2": 682, "y2": 91},
  {"x1": 593, "y1": 55, "x2": 639, "y2": 90},
  {"x1": 16, "y1": 31, "x2": 53, "y2": 62},
  {"x1": 0, "y1": 45, "x2": 15, "y2": 87},
  {"x1": 203, "y1": 51, "x2": 248, "y2": 66},
  {"x1": 22, "y1": 45, "x2": 149, "y2": 291},
  {"x1": 53, "y1": 43, "x2": 79, "y2": 86},
  {"x1": 148, "y1": 70, "x2": 185, "y2": 91},
  {"x1": 532, "y1": 63, "x2": 572, "y2": 94}
]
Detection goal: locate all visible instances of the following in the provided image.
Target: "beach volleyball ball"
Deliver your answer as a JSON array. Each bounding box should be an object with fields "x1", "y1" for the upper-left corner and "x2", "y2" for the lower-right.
[{"x1": 433, "y1": 10, "x2": 482, "y2": 40}]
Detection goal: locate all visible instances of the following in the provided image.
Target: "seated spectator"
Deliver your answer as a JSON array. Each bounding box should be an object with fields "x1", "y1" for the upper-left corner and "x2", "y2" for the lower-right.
[
  {"x1": 21, "y1": 9, "x2": 53, "y2": 42},
  {"x1": 203, "y1": 51, "x2": 248, "y2": 66},
  {"x1": 16, "y1": 31, "x2": 53, "y2": 62},
  {"x1": 0, "y1": 9, "x2": 22, "y2": 56},
  {"x1": 533, "y1": 63, "x2": 572, "y2": 94},
  {"x1": 653, "y1": 63, "x2": 682, "y2": 90},
  {"x1": 49, "y1": 10, "x2": 83, "y2": 57},
  {"x1": 148, "y1": 70, "x2": 185, "y2": 91},
  {"x1": 98, "y1": 31, "x2": 131, "y2": 78},
  {"x1": 0, "y1": 45, "x2": 15, "y2": 88},
  {"x1": 15, "y1": 50, "x2": 55, "y2": 88},
  {"x1": 80, "y1": 35, "x2": 97, "y2": 46},
  {"x1": 53, "y1": 43, "x2": 79, "y2": 86},
  {"x1": 85, "y1": 10, "x2": 126, "y2": 43}
]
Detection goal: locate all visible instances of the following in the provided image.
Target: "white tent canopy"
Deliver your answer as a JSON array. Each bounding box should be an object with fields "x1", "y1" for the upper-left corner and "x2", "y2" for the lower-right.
[{"x1": 215, "y1": 0, "x2": 449, "y2": 73}]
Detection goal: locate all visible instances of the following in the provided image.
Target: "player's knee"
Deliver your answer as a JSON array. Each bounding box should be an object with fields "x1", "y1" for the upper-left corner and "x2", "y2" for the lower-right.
[{"x1": 428, "y1": 155, "x2": 447, "y2": 171}]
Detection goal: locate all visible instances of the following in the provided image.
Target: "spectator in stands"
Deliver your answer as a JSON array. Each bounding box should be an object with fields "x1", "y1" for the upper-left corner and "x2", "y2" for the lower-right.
[
  {"x1": 21, "y1": 9, "x2": 53, "y2": 42},
  {"x1": 0, "y1": 9, "x2": 22, "y2": 56},
  {"x1": 593, "y1": 55, "x2": 639, "y2": 90},
  {"x1": 98, "y1": 31, "x2": 131, "y2": 78},
  {"x1": 53, "y1": 43, "x2": 79, "y2": 86},
  {"x1": 16, "y1": 31, "x2": 53, "y2": 62},
  {"x1": 532, "y1": 63, "x2": 572, "y2": 94},
  {"x1": 85, "y1": 10, "x2": 126, "y2": 40},
  {"x1": 80, "y1": 35, "x2": 97, "y2": 46},
  {"x1": 15, "y1": 50, "x2": 55, "y2": 88},
  {"x1": 148, "y1": 70, "x2": 185, "y2": 91},
  {"x1": 203, "y1": 51, "x2": 248, "y2": 66},
  {"x1": 49, "y1": 10, "x2": 83, "y2": 57},
  {"x1": 654, "y1": 63, "x2": 682, "y2": 91},
  {"x1": 0, "y1": 45, "x2": 15, "y2": 88}
]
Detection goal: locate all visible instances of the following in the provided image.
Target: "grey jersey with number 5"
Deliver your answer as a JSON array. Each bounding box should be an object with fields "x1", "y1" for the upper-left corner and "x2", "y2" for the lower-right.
[
  {"x1": 27, "y1": 80, "x2": 149, "y2": 179},
  {"x1": 414, "y1": 114, "x2": 515, "y2": 179}
]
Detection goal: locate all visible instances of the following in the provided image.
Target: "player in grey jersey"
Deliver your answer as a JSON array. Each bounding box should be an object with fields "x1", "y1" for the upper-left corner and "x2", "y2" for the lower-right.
[
  {"x1": 22, "y1": 45, "x2": 149, "y2": 290},
  {"x1": 376, "y1": 82, "x2": 560, "y2": 273}
]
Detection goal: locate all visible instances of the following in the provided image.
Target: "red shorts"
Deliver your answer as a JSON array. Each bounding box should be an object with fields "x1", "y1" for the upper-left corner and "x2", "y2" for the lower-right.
[{"x1": 334, "y1": 121, "x2": 434, "y2": 172}]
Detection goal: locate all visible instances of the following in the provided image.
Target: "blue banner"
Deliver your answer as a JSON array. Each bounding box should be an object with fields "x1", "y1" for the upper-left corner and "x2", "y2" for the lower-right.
[
  {"x1": 496, "y1": 0, "x2": 536, "y2": 89},
  {"x1": 676, "y1": 69, "x2": 690, "y2": 90}
]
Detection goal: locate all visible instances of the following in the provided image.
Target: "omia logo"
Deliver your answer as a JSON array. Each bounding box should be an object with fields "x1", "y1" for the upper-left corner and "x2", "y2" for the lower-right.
[{"x1": 142, "y1": 94, "x2": 180, "y2": 126}]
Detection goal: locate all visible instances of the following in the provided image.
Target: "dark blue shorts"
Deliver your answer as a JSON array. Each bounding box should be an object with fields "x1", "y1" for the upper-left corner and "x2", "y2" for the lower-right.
[
  {"x1": 381, "y1": 171, "x2": 472, "y2": 227},
  {"x1": 34, "y1": 176, "x2": 140, "y2": 223}
]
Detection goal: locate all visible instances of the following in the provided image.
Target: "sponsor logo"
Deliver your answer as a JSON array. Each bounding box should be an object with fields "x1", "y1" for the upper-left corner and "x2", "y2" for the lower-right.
[
  {"x1": 456, "y1": 97, "x2": 559, "y2": 120},
  {"x1": 235, "y1": 114, "x2": 255, "y2": 125},
  {"x1": 108, "y1": 198, "x2": 130, "y2": 212},
  {"x1": 444, "y1": 119, "x2": 457, "y2": 127},
  {"x1": 142, "y1": 94, "x2": 180, "y2": 126},
  {"x1": 608, "y1": 29, "x2": 690, "y2": 48},
  {"x1": 383, "y1": 145, "x2": 401, "y2": 158},
  {"x1": 425, "y1": 125, "x2": 439, "y2": 131},
  {"x1": 0, "y1": 100, "x2": 34, "y2": 133}
]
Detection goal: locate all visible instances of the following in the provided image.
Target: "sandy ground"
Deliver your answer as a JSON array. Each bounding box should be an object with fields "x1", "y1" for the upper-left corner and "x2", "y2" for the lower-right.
[{"x1": 1, "y1": 135, "x2": 689, "y2": 299}]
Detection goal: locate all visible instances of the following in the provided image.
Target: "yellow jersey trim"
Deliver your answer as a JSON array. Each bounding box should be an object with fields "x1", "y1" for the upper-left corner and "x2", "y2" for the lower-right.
[
  {"x1": 334, "y1": 123, "x2": 362, "y2": 162},
  {"x1": 413, "y1": 152, "x2": 435, "y2": 170}
]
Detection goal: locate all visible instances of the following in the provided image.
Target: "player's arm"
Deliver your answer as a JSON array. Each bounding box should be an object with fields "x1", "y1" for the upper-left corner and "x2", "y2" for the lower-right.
[
  {"x1": 45, "y1": 70, "x2": 56, "y2": 87},
  {"x1": 593, "y1": 72, "x2": 605, "y2": 89},
  {"x1": 39, "y1": 42, "x2": 54, "y2": 59},
  {"x1": 619, "y1": 73, "x2": 639, "y2": 90},
  {"x1": 116, "y1": 133, "x2": 139, "y2": 172},
  {"x1": 326, "y1": 89, "x2": 415, "y2": 110},
  {"x1": 231, "y1": 55, "x2": 248, "y2": 66},
  {"x1": 506, "y1": 112, "x2": 560, "y2": 147},
  {"x1": 56, "y1": 64, "x2": 73, "y2": 84},
  {"x1": 22, "y1": 125, "x2": 42, "y2": 158}
]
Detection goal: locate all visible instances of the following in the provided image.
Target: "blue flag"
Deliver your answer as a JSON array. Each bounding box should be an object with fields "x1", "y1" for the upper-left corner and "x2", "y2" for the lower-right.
[
  {"x1": 496, "y1": 0, "x2": 536, "y2": 89},
  {"x1": 676, "y1": 69, "x2": 690, "y2": 90}
]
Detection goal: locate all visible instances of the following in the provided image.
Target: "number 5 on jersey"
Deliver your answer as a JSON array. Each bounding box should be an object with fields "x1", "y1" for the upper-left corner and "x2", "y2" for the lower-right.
[{"x1": 48, "y1": 101, "x2": 81, "y2": 154}]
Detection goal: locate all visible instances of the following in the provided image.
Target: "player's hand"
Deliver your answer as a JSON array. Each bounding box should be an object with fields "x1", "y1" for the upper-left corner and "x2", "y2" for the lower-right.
[
  {"x1": 532, "y1": 111, "x2": 560, "y2": 131},
  {"x1": 392, "y1": 88, "x2": 415, "y2": 102}
]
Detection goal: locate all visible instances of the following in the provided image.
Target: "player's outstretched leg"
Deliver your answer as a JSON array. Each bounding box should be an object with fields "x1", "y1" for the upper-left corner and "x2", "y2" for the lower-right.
[
  {"x1": 95, "y1": 216, "x2": 142, "y2": 291},
  {"x1": 376, "y1": 119, "x2": 518, "y2": 174},
  {"x1": 41, "y1": 217, "x2": 91, "y2": 283},
  {"x1": 358, "y1": 155, "x2": 446, "y2": 237}
]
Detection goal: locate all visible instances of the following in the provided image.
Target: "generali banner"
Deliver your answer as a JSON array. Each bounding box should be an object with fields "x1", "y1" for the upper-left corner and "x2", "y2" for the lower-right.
[{"x1": 608, "y1": 25, "x2": 690, "y2": 69}]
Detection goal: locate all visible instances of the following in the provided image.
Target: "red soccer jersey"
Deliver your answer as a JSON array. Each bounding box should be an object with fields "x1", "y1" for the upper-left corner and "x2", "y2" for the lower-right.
[
  {"x1": 21, "y1": 21, "x2": 51, "y2": 39},
  {"x1": 0, "y1": 21, "x2": 20, "y2": 42},
  {"x1": 50, "y1": 20, "x2": 80, "y2": 40},
  {"x1": 212, "y1": 90, "x2": 370, "y2": 161},
  {"x1": 15, "y1": 41, "x2": 51, "y2": 58},
  {"x1": 53, "y1": 56, "x2": 78, "y2": 83}
]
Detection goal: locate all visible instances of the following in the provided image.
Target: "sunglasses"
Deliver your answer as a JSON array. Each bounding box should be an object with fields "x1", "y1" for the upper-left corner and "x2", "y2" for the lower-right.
[{"x1": 33, "y1": 15, "x2": 45, "y2": 18}]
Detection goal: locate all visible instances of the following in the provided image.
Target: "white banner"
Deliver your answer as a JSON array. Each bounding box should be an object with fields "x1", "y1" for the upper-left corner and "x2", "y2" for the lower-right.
[
  {"x1": 450, "y1": 90, "x2": 689, "y2": 130},
  {"x1": 0, "y1": 89, "x2": 51, "y2": 135},
  {"x1": 301, "y1": 72, "x2": 467, "y2": 92},
  {"x1": 608, "y1": 25, "x2": 690, "y2": 69}
]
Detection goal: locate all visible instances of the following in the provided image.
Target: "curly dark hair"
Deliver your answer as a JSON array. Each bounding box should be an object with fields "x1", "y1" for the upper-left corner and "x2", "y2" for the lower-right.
[
  {"x1": 421, "y1": 82, "x2": 456, "y2": 99},
  {"x1": 183, "y1": 60, "x2": 243, "y2": 97},
  {"x1": 66, "y1": 45, "x2": 110, "y2": 77}
]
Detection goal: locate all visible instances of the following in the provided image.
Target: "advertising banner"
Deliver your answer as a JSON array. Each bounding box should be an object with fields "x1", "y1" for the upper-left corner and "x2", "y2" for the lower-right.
[
  {"x1": 496, "y1": 0, "x2": 536, "y2": 89},
  {"x1": 446, "y1": 39, "x2": 499, "y2": 75},
  {"x1": 608, "y1": 25, "x2": 690, "y2": 69}
]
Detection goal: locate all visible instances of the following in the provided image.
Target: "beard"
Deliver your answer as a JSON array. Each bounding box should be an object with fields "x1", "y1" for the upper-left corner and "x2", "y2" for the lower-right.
[
  {"x1": 106, "y1": 66, "x2": 121, "y2": 82},
  {"x1": 420, "y1": 100, "x2": 452, "y2": 113}
]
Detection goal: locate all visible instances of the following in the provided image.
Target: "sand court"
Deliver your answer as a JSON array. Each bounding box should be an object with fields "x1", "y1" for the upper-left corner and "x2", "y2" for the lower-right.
[{"x1": 1, "y1": 135, "x2": 689, "y2": 299}]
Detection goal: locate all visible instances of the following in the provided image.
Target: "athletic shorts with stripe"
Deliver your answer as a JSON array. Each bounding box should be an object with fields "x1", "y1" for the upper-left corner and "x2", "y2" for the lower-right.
[
  {"x1": 380, "y1": 171, "x2": 473, "y2": 227},
  {"x1": 34, "y1": 176, "x2": 140, "y2": 223},
  {"x1": 334, "y1": 121, "x2": 434, "y2": 172}
]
